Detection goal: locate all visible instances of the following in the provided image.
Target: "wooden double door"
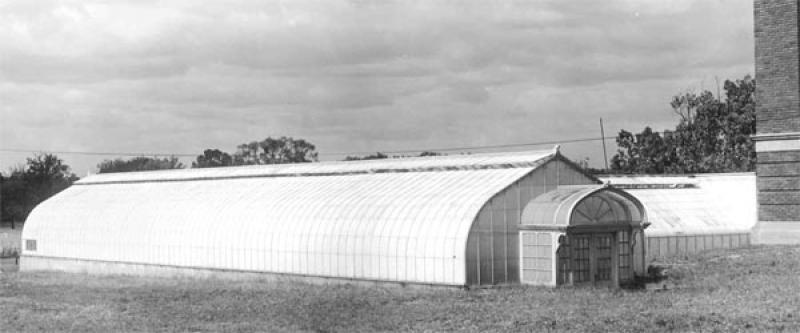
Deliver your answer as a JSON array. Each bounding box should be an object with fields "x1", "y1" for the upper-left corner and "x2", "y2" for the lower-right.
[{"x1": 558, "y1": 230, "x2": 633, "y2": 287}]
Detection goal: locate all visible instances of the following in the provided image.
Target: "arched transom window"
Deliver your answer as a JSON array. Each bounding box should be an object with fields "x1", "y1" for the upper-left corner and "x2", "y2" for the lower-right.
[{"x1": 521, "y1": 185, "x2": 646, "y2": 228}]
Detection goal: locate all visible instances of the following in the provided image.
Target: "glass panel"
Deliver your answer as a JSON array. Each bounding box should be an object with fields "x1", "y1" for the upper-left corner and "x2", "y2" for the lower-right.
[
  {"x1": 608, "y1": 192, "x2": 643, "y2": 222},
  {"x1": 572, "y1": 206, "x2": 592, "y2": 224},
  {"x1": 595, "y1": 234, "x2": 613, "y2": 281},
  {"x1": 594, "y1": 199, "x2": 615, "y2": 223},
  {"x1": 604, "y1": 198, "x2": 628, "y2": 223},
  {"x1": 572, "y1": 235, "x2": 591, "y2": 283},
  {"x1": 556, "y1": 236, "x2": 570, "y2": 285},
  {"x1": 572, "y1": 194, "x2": 629, "y2": 225},
  {"x1": 618, "y1": 231, "x2": 632, "y2": 281},
  {"x1": 521, "y1": 232, "x2": 554, "y2": 284},
  {"x1": 479, "y1": 231, "x2": 493, "y2": 285}
]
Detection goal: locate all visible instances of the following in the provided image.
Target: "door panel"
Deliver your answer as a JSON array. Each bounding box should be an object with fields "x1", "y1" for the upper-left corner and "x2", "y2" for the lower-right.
[
  {"x1": 572, "y1": 235, "x2": 591, "y2": 283},
  {"x1": 617, "y1": 230, "x2": 633, "y2": 282},
  {"x1": 594, "y1": 233, "x2": 614, "y2": 286}
]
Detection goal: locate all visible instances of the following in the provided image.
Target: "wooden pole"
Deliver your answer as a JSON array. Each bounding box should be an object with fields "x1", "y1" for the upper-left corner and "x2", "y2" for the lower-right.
[
  {"x1": 0, "y1": 173, "x2": 3, "y2": 228},
  {"x1": 600, "y1": 118, "x2": 609, "y2": 171}
]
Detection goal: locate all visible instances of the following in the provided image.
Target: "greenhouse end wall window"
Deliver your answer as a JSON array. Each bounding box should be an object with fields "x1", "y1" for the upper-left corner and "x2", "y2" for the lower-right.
[{"x1": 25, "y1": 239, "x2": 37, "y2": 251}]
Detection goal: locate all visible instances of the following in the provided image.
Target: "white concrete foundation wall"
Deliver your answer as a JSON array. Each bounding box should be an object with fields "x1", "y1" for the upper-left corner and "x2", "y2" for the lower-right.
[
  {"x1": 645, "y1": 233, "x2": 751, "y2": 259},
  {"x1": 20, "y1": 255, "x2": 463, "y2": 289},
  {"x1": 752, "y1": 221, "x2": 800, "y2": 244}
]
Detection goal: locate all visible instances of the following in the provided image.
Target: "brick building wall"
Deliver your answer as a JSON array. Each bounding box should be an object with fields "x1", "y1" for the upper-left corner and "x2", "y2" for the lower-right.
[{"x1": 753, "y1": 0, "x2": 800, "y2": 244}]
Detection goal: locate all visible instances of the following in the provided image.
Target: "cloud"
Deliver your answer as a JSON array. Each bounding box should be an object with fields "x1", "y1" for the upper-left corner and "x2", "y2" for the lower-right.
[{"x1": 0, "y1": 0, "x2": 755, "y2": 173}]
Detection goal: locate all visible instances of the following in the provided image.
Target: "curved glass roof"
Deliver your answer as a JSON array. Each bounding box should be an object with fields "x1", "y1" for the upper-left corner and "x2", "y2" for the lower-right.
[
  {"x1": 76, "y1": 148, "x2": 561, "y2": 185},
  {"x1": 521, "y1": 185, "x2": 646, "y2": 229},
  {"x1": 600, "y1": 174, "x2": 756, "y2": 236},
  {"x1": 23, "y1": 149, "x2": 558, "y2": 286}
]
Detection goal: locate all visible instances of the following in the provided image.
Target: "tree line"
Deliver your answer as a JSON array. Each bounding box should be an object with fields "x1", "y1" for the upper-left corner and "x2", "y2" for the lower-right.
[
  {"x1": 0, "y1": 137, "x2": 314, "y2": 225},
  {"x1": 1, "y1": 154, "x2": 78, "y2": 227},
  {"x1": 0, "y1": 137, "x2": 437, "y2": 224},
  {"x1": 97, "y1": 136, "x2": 319, "y2": 172}
]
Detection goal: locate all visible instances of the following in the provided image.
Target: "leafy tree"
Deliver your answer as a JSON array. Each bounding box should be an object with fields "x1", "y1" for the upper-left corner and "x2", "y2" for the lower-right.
[
  {"x1": 0, "y1": 167, "x2": 30, "y2": 227},
  {"x1": 343, "y1": 151, "x2": 445, "y2": 161},
  {"x1": 97, "y1": 156, "x2": 185, "y2": 174},
  {"x1": 670, "y1": 91, "x2": 703, "y2": 124},
  {"x1": 233, "y1": 137, "x2": 318, "y2": 165},
  {"x1": 717, "y1": 77, "x2": 757, "y2": 170},
  {"x1": 610, "y1": 75, "x2": 756, "y2": 174},
  {"x1": 611, "y1": 127, "x2": 675, "y2": 173},
  {"x1": 24, "y1": 154, "x2": 79, "y2": 203},
  {"x1": 234, "y1": 141, "x2": 261, "y2": 165},
  {"x1": 1, "y1": 154, "x2": 78, "y2": 227},
  {"x1": 344, "y1": 152, "x2": 388, "y2": 161},
  {"x1": 193, "y1": 149, "x2": 234, "y2": 168}
]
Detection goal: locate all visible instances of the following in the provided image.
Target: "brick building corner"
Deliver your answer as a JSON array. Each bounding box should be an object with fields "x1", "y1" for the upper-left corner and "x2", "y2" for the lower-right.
[{"x1": 752, "y1": 0, "x2": 800, "y2": 243}]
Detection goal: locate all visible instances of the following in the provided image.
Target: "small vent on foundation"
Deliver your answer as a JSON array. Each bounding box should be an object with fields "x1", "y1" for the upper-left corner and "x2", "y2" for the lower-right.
[{"x1": 25, "y1": 239, "x2": 37, "y2": 251}]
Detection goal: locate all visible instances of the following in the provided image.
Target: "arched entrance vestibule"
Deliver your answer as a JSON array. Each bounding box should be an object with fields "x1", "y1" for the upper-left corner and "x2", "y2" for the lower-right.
[{"x1": 519, "y1": 185, "x2": 648, "y2": 287}]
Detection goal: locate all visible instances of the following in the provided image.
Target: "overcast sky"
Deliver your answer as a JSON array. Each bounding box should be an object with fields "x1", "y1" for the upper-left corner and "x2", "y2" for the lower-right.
[{"x1": 0, "y1": 0, "x2": 754, "y2": 175}]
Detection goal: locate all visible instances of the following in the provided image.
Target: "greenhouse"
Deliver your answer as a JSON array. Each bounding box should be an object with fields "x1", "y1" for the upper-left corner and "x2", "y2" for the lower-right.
[
  {"x1": 600, "y1": 173, "x2": 756, "y2": 258},
  {"x1": 21, "y1": 147, "x2": 648, "y2": 287}
]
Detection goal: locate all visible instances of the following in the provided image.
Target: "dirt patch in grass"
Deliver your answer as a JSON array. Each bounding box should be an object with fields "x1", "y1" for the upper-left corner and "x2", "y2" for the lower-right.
[{"x1": 2, "y1": 245, "x2": 800, "y2": 332}]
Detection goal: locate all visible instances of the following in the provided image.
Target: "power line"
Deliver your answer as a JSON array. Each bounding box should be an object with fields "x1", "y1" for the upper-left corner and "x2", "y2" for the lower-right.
[
  {"x1": 0, "y1": 136, "x2": 618, "y2": 159},
  {"x1": 0, "y1": 148, "x2": 196, "y2": 157},
  {"x1": 321, "y1": 136, "x2": 618, "y2": 156}
]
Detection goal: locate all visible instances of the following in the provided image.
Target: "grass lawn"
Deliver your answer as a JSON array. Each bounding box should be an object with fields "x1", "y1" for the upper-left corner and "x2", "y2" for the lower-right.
[{"x1": 1, "y1": 246, "x2": 800, "y2": 332}]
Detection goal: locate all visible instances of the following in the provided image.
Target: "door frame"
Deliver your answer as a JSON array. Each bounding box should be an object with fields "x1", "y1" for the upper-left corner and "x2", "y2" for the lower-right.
[{"x1": 561, "y1": 226, "x2": 633, "y2": 287}]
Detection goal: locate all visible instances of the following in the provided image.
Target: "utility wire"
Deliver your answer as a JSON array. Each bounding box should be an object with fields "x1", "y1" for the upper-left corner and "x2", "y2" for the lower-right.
[
  {"x1": 0, "y1": 136, "x2": 617, "y2": 158},
  {"x1": 0, "y1": 148, "x2": 196, "y2": 157},
  {"x1": 322, "y1": 136, "x2": 618, "y2": 156}
]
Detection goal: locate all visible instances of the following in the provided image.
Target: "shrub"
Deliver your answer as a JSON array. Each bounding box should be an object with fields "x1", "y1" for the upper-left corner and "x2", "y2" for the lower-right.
[{"x1": 0, "y1": 246, "x2": 20, "y2": 258}]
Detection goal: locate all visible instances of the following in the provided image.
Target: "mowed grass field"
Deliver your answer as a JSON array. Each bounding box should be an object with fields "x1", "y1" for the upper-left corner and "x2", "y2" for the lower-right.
[{"x1": 1, "y1": 246, "x2": 800, "y2": 332}]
